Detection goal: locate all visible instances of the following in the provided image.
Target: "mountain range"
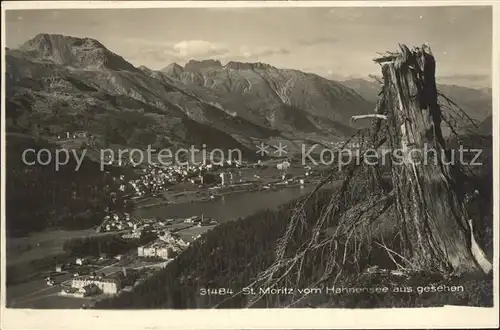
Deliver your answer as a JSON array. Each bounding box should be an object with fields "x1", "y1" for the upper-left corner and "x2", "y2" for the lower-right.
[
  {"x1": 341, "y1": 78, "x2": 492, "y2": 123},
  {"x1": 5, "y1": 33, "x2": 493, "y2": 158}
]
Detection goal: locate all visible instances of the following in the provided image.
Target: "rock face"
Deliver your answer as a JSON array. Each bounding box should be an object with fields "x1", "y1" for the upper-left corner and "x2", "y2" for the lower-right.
[
  {"x1": 19, "y1": 34, "x2": 140, "y2": 72},
  {"x1": 184, "y1": 59, "x2": 222, "y2": 71},
  {"x1": 161, "y1": 59, "x2": 374, "y2": 129},
  {"x1": 6, "y1": 33, "x2": 401, "y2": 156},
  {"x1": 224, "y1": 61, "x2": 274, "y2": 71},
  {"x1": 161, "y1": 63, "x2": 184, "y2": 76}
]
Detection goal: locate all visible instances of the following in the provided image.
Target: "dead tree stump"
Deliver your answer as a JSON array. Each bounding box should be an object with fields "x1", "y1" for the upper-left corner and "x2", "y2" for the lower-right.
[{"x1": 371, "y1": 44, "x2": 492, "y2": 274}]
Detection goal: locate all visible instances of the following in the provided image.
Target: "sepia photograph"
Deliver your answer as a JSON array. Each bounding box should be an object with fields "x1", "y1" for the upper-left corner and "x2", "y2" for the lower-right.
[{"x1": 0, "y1": 1, "x2": 498, "y2": 329}]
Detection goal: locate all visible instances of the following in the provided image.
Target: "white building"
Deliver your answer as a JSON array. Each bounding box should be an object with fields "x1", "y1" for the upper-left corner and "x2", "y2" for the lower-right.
[
  {"x1": 137, "y1": 238, "x2": 186, "y2": 260},
  {"x1": 71, "y1": 276, "x2": 121, "y2": 295},
  {"x1": 184, "y1": 216, "x2": 201, "y2": 224},
  {"x1": 137, "y1": 243, "x2": 170, "y2": 260},
  {"x1": 61, "y1": 284, "x2": 100, "y2": 298},
  {"x1": 277, "y1": 161, "x2": 291, "y2": 171},
  {"x1": 219, "y1": 172, "x2": 227, "y2": 186},
  {"x1": 75, "y1": 258, "x2": 88, "y2": 266}
]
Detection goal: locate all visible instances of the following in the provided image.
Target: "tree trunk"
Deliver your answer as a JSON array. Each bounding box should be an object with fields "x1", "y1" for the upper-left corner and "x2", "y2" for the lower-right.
[{"x1": 377, "y1": 45, "x2": 491, "y2": 274}]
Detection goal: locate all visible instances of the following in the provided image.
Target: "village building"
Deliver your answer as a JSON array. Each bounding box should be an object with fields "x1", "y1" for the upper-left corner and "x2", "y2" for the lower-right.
[
  {"x1": 184, "y1": 216, "x2": 202, "y2": 224},
  {"x1": 78, "y1": 284, "x2": 99, "y2": 297},
  {"x1": 219, "y1": 172, "x2": 235, "y2": 186},
  {"x1": 75, "y1": 257, "x2": 89, "y2": 266},
  {"x1": 61, "y1": 284, "x2": 100, "y2": 298},
  {"x1": 71, "y1": 276, "x2": 121, "y2": 295},
  {"x1": 72, "y1": 131, "x2": 89, "y2": 139},
  {"x1": 277, "y1": 160, "x2": 291, "y2": 171},
  {"x1": 137, "y1": 242, "x2": 170, "y2": 260},
  {"x1": 122, "y1": 231, "x2": 142, "y2": 240},
  {"x1": 137, "y1": 235, "x2": 188, "y2": 260}
]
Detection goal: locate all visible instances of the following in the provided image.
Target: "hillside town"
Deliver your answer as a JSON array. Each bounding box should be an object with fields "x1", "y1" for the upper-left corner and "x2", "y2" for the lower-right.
[
  {"x1": 128, "y1": 160, "x2": 246, "y2": 197},
  {"x1": 48, "y1": 214, "x2": 216, "y2": 302}
]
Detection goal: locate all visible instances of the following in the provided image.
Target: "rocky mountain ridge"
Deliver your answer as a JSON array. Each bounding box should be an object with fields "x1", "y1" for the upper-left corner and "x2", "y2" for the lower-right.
[{"x1": 5, "y1": 34, "x2": 492, "y2": 158}]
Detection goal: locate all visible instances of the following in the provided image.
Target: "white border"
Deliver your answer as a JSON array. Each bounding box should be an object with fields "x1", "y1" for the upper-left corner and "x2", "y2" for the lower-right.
[
  {"x1": 2, "y1": 0, "x2": 500, "y2": 9},
  {"x1": 1, "y1": 0, "x2": 6, "y2": 315},
  {"x1": 1, "y1": 1, "x2": 499, "y2": 329}
]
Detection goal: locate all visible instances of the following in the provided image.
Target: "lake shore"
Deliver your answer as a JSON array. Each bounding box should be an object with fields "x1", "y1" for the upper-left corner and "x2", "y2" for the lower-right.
[{"x1": 135, "y1": 180, "x2": 320, "y2": 210}]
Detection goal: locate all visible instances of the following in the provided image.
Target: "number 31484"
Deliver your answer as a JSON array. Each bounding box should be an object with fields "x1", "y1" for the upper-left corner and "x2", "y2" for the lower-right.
[{"x1": 199, "y1": 288, "x2": 234, "y2": 296}]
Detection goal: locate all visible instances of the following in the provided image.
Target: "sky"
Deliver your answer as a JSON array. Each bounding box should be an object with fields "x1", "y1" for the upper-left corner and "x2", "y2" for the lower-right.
[{"x1": 4, "y1": 6, "x2": 493, "y2": 87}]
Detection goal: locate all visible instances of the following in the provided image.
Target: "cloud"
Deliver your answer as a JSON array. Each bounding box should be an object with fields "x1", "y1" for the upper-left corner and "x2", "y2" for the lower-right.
[
  {"x1": 128, "y1": 47, "x2": 174, "y2": 65},
  {"x1": 170, "y1": 40, "x2": 230, "y2": 58},
  {"x1": 126, "y1": 40, "x2": 230, "y2": 66},
  {"x1": 168, "y1": 41, "x2": 290, "y2": 60}
]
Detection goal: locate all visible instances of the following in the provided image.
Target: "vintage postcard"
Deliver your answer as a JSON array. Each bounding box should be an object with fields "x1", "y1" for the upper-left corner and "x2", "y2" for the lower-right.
[{"x1": 1, "y1": 1, "x2": 498, "y2": 329}]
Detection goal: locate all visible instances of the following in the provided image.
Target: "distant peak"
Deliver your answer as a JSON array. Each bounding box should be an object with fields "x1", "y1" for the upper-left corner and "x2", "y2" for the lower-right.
[
  {"x1": 184, "y1": 59, "x2": 222, "y2": 71},
  {"x1": 169, "y1": 62, "x2": 182, "y2": 68},
  {"x1": 18, "y1": 33, "x2": 138, "y2": 72},
  {"x1": 224, "y1": 61, "x2": 275, "y2": 71},
  {"x1": 166, "y1": 62, "x2": 183, "y2": 70},
  {"x1": 161, "y1": 62, "x2": 185, "y2": 75},
  {"x1": 23, "y1": 33, "x2": 105, "y2": 50}
]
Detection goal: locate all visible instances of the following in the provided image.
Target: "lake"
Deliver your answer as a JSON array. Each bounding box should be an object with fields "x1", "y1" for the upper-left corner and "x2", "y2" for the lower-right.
[{"x1": 133, "y1": 185, "x2": 321, "y2": 222}]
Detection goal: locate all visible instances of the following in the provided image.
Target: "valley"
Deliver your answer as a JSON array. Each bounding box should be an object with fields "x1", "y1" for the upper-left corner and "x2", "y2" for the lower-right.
[{"x1": 4, "y1": 32, "x2": 494, "y2": 310}]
